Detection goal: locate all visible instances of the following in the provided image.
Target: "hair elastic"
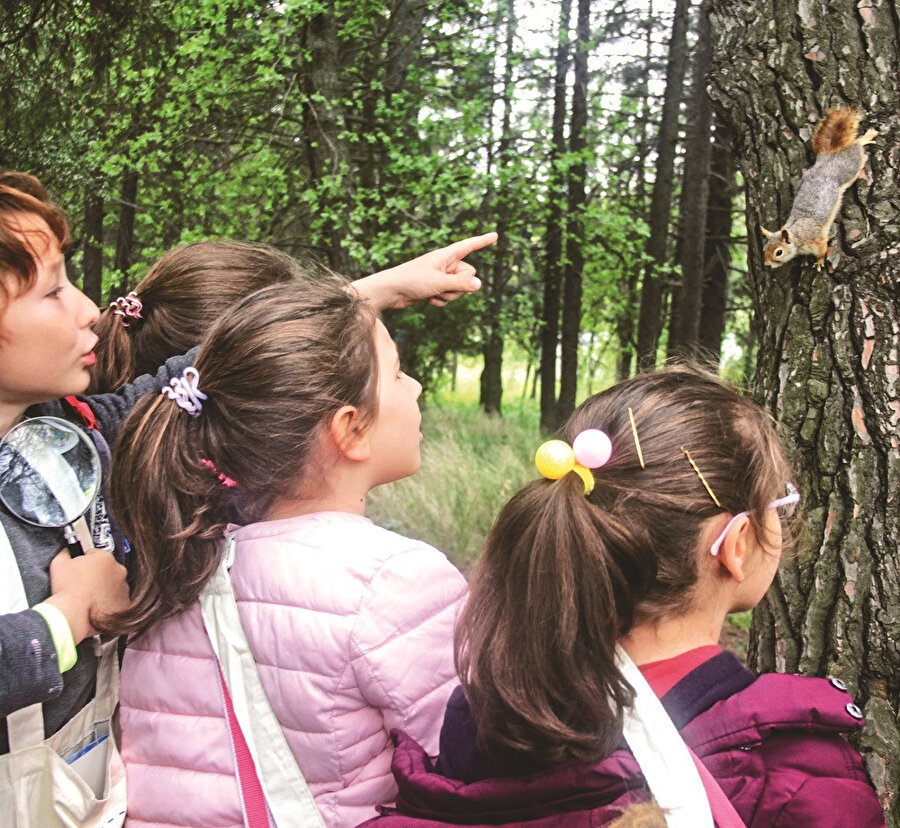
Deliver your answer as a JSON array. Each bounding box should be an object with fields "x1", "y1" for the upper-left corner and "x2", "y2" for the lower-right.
[
  {"x1": 200, "y1": 458, "x2": 238, "y2": 488},
  {"x1": 110, "y1": 291, "x2": 143, "y2": 327},
  {"x1": 161, "y1": 367, "x2": 207, "y2": 417},
  {"x1": 535, "y1": 430, "x2": 612, "y2": 495},
  {"x1": 680, "y1": 446, "x2": 721, "y2": 507}
]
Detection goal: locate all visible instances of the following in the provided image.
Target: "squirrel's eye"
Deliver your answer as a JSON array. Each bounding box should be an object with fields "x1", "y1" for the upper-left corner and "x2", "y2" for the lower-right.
[{"x1": 775, "y1": 249, "x2": 783, "y2": 256}]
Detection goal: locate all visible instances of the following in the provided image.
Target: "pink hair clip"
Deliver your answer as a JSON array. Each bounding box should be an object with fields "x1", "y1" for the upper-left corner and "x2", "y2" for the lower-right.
[
  {"x1": 110, "y1": 291, "x2": 143, "y2": 327},
  {"x1": 200, "y1": 458, "x2": 238, "y2": 488}
]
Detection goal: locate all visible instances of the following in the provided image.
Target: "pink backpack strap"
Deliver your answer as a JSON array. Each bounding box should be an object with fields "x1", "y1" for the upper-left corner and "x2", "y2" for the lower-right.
[
  {"x1": 688, "y1": 747, "x2": 747, "y2": 828},
  {"x1": 216, "y1": 661, "x2": 271, "y2": 828}
]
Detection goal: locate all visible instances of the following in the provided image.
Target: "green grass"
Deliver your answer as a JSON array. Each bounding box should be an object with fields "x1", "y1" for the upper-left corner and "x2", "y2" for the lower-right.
[{"x1": 367, "y1": 398, "x2": 539, "y2": 570}]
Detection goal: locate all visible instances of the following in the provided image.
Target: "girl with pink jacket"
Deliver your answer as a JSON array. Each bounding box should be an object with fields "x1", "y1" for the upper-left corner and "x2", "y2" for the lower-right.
[{"x1": 104, "y1": 278, "x2": 468, "y2": 827}]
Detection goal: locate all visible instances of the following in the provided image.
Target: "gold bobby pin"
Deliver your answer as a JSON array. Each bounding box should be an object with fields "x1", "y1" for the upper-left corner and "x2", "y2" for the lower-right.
[
  {"x1": 680, "y1": 446, "x2": 721, "y2": 507},
  {"x1": 628, "y1": 407, "x2": 645, "y2": 469}
]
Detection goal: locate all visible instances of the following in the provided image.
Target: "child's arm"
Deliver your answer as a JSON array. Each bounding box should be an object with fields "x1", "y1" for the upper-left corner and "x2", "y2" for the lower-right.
[
  {"x1": 0, "y1": 548, "x2": 129, "y2": 717},
  {"x1": 71, "y1": 347, "x2": 200, "y2": 446},
  {"x1": 349, "y1": 543, "x2": 467, "y2": 756},
  {"x1": 352, "y1": 233, "x2": 497, "y2": 311}
]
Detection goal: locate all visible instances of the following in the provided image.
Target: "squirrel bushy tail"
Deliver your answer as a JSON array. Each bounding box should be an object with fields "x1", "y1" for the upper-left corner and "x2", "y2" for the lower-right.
[{"x1": 811, "y1": 108, "x2": 860, "y2": 155}]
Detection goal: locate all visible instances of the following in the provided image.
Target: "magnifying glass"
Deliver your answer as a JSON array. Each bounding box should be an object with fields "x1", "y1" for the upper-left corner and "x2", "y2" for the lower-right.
[{"x1": 0, "y1": 416, "x2": 102, "y2": 557}]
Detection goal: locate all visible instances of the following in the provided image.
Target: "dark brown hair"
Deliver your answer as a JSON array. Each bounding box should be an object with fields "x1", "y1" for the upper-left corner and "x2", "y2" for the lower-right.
[
  {"x1": 103, "y1": 279, "x2": 378, "y2": 637},
  {"x1": 456, "y1": 365, "x2": 793, "y2": 768},
  {"x1": 0, "y1": 172, "x2": 71, "y2": 309},
  {"x1": 90, "y1": 241, "x2": 306, "y2": 393}
]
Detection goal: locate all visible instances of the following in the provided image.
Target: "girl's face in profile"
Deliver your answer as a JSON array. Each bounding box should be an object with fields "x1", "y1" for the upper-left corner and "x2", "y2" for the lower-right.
[
  {"x1": 363, "y1": 319, "x2": 423, "y2": 488},
  {"x1": 0, "y1": 214, "x2": 99, "y2": 430}
]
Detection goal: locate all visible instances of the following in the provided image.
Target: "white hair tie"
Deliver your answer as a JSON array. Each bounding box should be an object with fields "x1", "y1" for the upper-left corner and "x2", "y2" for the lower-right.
[{"x1": 162, "y1": 367, "x2": 208, "y2": 417}]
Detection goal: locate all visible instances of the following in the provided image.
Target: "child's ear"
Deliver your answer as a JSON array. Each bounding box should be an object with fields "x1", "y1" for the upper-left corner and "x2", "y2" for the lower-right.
[
  {"x1": 329, "y1": 405, "x2": 371, "y2": 461},
  {"x1": 716, "y1": 515, "x2": 753, "y2": 583}
]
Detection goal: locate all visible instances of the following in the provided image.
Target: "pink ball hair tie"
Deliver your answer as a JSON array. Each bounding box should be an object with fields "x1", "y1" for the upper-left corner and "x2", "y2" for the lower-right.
[{"x1": 573, "y1": 429, "x2": 613, "y2": 469}]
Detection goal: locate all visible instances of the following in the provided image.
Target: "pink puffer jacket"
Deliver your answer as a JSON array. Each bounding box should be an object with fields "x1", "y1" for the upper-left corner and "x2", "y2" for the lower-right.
[{"x1": 119, "y1": 512, "x2": 467, "y2": 828}]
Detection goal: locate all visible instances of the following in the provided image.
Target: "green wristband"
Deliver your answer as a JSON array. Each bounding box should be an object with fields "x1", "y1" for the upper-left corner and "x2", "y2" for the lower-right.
[{"x1": 31, "y1": 602, "x2": 78, "y2": 673}]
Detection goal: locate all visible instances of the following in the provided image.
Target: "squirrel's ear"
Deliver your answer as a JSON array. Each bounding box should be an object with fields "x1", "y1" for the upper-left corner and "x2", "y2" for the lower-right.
[
  {"x1": 781, "y1": 228, "x2": 792, "y2": 244},
  {"x1": 760, "y1": 225, "x2": 774, "y2": 239}
]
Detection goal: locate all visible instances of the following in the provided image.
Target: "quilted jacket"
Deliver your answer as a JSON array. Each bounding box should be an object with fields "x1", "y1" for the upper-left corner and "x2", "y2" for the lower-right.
[
  {"x1": 118, "y1": 511, "x2": 467, "y2": 828},
  {"x1": 360, "y1": 651, "x2": 886, "y2": 828}
]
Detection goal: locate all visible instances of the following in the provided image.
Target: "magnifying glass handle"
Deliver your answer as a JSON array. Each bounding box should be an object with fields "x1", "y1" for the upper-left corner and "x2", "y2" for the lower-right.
[{"x1": 63, "y1": 524, "x2": 84, "y2": 557}]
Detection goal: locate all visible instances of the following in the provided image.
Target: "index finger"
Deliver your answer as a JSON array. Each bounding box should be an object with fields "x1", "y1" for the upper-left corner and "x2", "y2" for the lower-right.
[{"x1": 440, "y1": 232, "x2": 498, "y2": 263}]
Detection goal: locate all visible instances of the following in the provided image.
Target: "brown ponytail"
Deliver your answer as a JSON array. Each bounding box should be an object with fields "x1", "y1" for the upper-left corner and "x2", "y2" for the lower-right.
[
  {"x1": 103, "y1": 278, "x2": 378, "y2": 638},
  {"x1": 457, "y1": 364, "x2": 793, "y2": 767},
  {"x1": 89, "y1": 241, "x2": 305, "y2": 394}
]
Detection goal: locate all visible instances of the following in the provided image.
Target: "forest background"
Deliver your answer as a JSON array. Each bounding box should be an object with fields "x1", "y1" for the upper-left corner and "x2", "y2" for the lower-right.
[{"x1": 1, "y1": 0, "x2": 897, "y2": 822}]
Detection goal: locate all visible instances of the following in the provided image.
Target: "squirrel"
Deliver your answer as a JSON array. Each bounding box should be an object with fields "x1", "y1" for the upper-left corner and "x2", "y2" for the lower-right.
[{"x1": 761, "y1": 108, "x2": 877, "y2": 269}]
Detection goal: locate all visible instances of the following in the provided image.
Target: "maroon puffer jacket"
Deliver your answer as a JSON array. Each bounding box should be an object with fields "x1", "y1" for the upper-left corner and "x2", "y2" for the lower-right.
[{"x1": 358, "y1": 652, "x2": 886, "y2": 828}]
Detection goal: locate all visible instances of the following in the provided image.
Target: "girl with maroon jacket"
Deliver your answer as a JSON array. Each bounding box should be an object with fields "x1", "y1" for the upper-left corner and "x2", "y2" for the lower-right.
[{"x1": 361, "y1": 366, "x2": 886, "y2": 828}]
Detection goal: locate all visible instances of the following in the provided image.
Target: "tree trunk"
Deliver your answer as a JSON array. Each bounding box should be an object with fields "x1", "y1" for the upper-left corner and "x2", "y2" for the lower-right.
[
  {"x1": 556, "y1": 0, "x2": 590, "y2": 424},
  {"x1": 668, "y1": 0, "x2": 713, "y2": 359},
  {"x1": 697, "y1": 111, "x2": 735, "y2": 365},
  {"x1": 479, "y1": 0, "x2": 517, "y2": 415},
  {"x1": 81, "y1": 179, "x2": 103, "y2": 305},
  {"x1": 539, "y1": 0, "x2": 572, "y2": 433},
  {"x1": 302, "y1": 10, "x2": 355, "y2": 276},
  {"x1": 708, "y1": 2, "x2": 900, "y2": 822},
  {"x1": 635, "y1": 0, "x2": 691, "y2": 369},
  {"x1": 112, "y1": 167, "x2": 138, "y2": 297}
]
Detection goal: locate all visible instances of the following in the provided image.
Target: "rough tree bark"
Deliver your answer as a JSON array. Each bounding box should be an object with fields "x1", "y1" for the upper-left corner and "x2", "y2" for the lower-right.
[
  {"x1": 708, "y1": 2, "x2": 899, "y2": 823},
  {"x1": 539, "y1": 0, "x2": 572, "y2": 433},
  {"x1": 634, "y1": 0, "x2": 691, "y2": 369},
  {"x1": 556, "y1": 0, "x2": 590, "y2": 424}
]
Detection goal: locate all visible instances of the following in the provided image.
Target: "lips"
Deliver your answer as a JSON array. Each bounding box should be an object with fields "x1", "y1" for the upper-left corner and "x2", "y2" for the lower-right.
[{"x1": 82, "y1": 352, "x2": 96, "y2": 366}]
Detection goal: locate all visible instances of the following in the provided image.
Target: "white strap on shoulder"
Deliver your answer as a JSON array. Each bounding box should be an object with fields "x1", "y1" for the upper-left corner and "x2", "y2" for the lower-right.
[
  {"x1": 615, "y1": 645, "x2": 714, "y2": 828},
  {"x1": 0, "y1": 517, "x2": 46, "y2": 750},
  {"x1": 199, "y1": 533, "x2": 326, "y2": 828}
]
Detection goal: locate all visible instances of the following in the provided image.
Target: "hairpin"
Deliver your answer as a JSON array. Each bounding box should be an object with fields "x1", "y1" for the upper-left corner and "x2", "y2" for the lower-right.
[
  {"x1": 680, "y1": 446, "x2": 721, "y2": 507},
  {"x1": 535, "y1": 429, "x2": 612, "y2": 495},
  {"x1": 110, "y1": 291, "x2": 143, "y2": 327},
  {"x1": 161, "y1": 367, "x2": 207, "y2": 417},
  {"x1": 627, "y1": 407, "x2": 645, "y2": 469},
  {"x1": 200, "y1": 458, "x2": 238, "y2": 488}
]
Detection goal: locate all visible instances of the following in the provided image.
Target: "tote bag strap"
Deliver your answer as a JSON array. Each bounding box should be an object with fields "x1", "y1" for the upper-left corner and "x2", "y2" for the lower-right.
[
  {"x1": 199, "y1": 534, "x2": 325, "y2": 828},
  {"x1": 215, "y1": 661, "x2": 272, "y2": 828},
  {"x1": 615, "y1": 646, "x2": 715, "y2": 828},
  {"x1": 0, "y1": 518, "x2": 46, "y2": 750}
]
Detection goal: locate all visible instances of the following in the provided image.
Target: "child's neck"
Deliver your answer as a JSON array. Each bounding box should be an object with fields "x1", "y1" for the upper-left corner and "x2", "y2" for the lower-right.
[
  {"x1": 263, "y1": 462, "x2": 372, "y2": 522},
  {"x1": 621, "y1": 600, "x2": 729, "y2": 666},
  {"x1": 0, "y1": 402, "x2": 27, "y2": 438}
]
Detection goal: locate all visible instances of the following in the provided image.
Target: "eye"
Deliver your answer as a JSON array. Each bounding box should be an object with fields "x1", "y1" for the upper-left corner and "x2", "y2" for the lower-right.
[
  {"x1": 45, "y1": 285, "x2": 64, "y2": 298},
  {"x1": 775, "y1": 248, "x2": 783, "y2": 257}
]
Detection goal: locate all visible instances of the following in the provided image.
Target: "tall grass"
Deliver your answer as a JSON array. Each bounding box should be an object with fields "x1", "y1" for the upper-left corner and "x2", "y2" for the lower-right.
[{"x1": 367, "y1": 399, "x2": 539, "y2": 570}]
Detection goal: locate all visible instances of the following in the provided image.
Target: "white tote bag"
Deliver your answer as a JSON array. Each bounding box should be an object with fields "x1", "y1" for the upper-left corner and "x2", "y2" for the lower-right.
[{"x1": 0, "y1": 521, "x2": 126, "y2": 828}]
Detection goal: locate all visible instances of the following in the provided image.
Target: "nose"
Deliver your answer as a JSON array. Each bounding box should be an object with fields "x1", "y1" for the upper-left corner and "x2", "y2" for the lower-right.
[
  {"x1": 79, "y1": 288, "x2": 100, "y2": 328},
  {"x1": 413, "y1": 377, "x2": 423, "y2": 398}
]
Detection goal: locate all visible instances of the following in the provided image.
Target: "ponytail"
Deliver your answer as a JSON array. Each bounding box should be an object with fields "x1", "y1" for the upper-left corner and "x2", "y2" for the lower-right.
[
  {"x1": 456, "y1": 471, "x2": 655, "y2": 766},
  {"x1": 100, "y1": 391, "x2": 234, "y2": 637},
  {"x1": 89, "y1": 307, "x2": 137, "y2": 394}
]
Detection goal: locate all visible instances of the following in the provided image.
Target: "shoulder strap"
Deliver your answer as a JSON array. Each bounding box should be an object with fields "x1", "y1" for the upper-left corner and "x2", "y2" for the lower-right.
[
  {"x1": 62, "y1": 396, "x2": 97, "y2": 430},
  {"x1": 688, "y1": 747, "x2": 748, "y2": 828},
  {"x1": 199, "y1": 535, "x2": 326, "y2": 828},
  {"x1": 616, "y1": 646, "x2": 715, "y2": 828}
]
